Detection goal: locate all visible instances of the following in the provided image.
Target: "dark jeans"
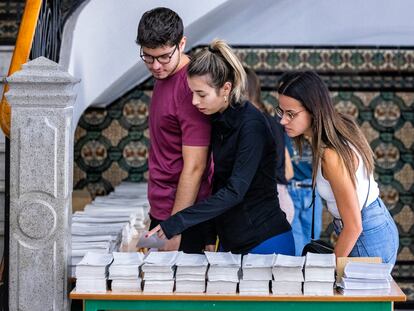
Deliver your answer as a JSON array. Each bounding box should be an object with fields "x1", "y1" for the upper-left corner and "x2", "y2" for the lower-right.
[{"x1": 149, "y1": 214, "x2": 207, "y2": 254}]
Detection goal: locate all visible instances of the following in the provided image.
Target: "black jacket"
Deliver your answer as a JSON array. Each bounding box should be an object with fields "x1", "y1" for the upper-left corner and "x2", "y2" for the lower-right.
[
  {"x1": 264, "y1": 113, "x2": 288, "y2": 185},
  {"x1": 160, "y1": 101, "x2": 291, "y2": 254}
]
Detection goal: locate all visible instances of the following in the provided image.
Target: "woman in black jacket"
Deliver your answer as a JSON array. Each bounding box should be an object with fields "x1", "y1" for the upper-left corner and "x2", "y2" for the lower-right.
[{"x1": 147, "y1": 39, "x2": 294, "y2": 255}]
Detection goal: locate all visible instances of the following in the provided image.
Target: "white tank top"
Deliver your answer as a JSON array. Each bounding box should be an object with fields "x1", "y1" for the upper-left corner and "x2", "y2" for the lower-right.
[{"x1": 316, "y1": 147, "x2": 380, "y2": 219}]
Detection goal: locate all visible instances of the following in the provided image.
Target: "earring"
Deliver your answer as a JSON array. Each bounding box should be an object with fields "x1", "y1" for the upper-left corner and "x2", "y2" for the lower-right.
[{"x1": 224, "y1": 96, "x2": 227, "y2": 104}]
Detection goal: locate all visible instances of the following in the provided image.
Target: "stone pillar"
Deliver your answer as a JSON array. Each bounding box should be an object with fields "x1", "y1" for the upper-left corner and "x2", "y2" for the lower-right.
[{"x1": 6, "y1": 57, "x2": 80, "y2": 311}]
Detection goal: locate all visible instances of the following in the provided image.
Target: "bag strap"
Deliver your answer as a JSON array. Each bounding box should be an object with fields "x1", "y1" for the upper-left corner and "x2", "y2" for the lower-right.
[
  {"x1": 310, "y1": 174, "x2": 371, "y2": 240},
  {"x1": 362, "y1": 175, "x2": 371, "y2": 209},
  {"x1": 310, "y1": 187, "x2": 316, "y2": 240}
]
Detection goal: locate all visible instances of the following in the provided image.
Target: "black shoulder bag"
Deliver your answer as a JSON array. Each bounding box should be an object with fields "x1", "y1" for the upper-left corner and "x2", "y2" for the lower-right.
[{"x1": 302, "y1": 178, "x2": 371, "y2": 256}]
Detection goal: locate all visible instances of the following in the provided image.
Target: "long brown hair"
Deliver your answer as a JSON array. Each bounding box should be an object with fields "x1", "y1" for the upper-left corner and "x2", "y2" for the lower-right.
[
  {"x1": 188, "y1": 39, "x2": 246, "y2": 103},
  {"x1": 244, "y1": 66, "x2": 267, "y2": 112},
  {"x1": 277, "y1": 71, "x2": 374, "y2": 187}
]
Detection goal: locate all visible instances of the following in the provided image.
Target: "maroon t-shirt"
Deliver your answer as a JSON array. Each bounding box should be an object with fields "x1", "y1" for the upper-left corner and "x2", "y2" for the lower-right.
[{"x1": 148, "y1": 65, "x2": 213, "y2": 220}]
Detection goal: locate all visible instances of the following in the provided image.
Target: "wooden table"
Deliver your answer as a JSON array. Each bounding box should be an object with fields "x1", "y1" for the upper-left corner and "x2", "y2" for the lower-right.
[{"x1": 70, "y1": 281, "x2": 406, "y2": 311}]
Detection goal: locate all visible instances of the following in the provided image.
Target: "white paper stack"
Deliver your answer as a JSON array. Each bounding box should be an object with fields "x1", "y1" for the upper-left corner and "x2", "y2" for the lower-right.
[
  {"x1": 175, "y1": 253, "x2": 208, "y2": 293},
  {"x1": 75, "y1": 252, "x2": 113, "y2": 292},
  {"x1": 303, "y1": 253, "x2": 336, "y2": 296},
  {"x1": 71, "y1": 235, "x2": 118, "y2": 277},
  {"x1": 239, "y1": 254, "x2": 273, "y2": 294},
  {"x1": 142, "y1": 251, "x2": 179, "y2": 293},
  {"x1": 338, "y1": 262, "x2": 393, "y2": 295},
  {"x1": 109, "y1": 252, "x2": 144, "y2": 292},
  {"x1": 82, "y1": 184, "x2": 149, "y2": 243},
  {"x1": 272, "y1": 254, "x2": 305, "y2": 295},
  {"x1": 71, "y1": 182, "x2": 149, "y2": 276},
  {"x1": 205, "y1": 251, "x2": 241, "y2": 294}
]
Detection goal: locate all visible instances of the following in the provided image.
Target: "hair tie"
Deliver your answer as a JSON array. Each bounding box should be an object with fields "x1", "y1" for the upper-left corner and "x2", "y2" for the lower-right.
[{"x1": 208, "y1": 46, "x2": 216, "y2": 53}]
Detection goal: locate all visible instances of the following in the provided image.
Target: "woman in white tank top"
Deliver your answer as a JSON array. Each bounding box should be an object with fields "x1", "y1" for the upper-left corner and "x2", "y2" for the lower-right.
[{"x1": 275, "y1": 71, "x2": 399, "y2": 265}]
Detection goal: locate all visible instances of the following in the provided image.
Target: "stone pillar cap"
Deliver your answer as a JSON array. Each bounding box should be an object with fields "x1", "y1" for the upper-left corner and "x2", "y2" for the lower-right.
[
  {"x1": 6, "y1": 56, "x2": 80, "y2": 84},
  {"x1": 5, "y1": 57, "x2": 80, "y2": 108}
]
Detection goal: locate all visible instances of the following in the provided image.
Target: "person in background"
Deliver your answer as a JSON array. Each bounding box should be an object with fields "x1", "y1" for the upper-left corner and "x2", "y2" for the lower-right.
[
  {"x1": 136, "y1": 7, "x2": 215, "y2": 253},
  {"x1": 277, "y1": 71, "x2": 399, "y2": 265},
  {"x1": 285, "y1": 134, "x2": 323, "y2": 255},
  {"x1": 147, "y1": 39, "x2": 294, "y2": 255},
  {"x1": 244, "y1": 66, "x2": 295, "y2": 223}
]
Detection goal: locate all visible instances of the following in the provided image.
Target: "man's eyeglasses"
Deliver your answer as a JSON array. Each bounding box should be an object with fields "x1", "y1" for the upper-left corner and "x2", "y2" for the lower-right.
[
  {"x1": 275, "y1": 106, "x2": 306, "y2": 122},
  {"x1": 140, "y1": 45, "x2": 178, "y2": 64}
]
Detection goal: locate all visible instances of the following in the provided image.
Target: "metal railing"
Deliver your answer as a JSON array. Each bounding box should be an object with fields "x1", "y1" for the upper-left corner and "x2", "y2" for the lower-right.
[{"x1": 0, "y1": 0, "x2": 42, "y2": 138}]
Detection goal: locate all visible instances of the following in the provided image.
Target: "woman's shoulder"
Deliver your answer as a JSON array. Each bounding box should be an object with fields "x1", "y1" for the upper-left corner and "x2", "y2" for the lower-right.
[
  {"x1": 241, "y1": 108, "x2": 268, "y2": 133},
  {"x1": 320, "y1": 147, "x2": 341, "y2": 169},
  {"x1": 321, "y1": 147, "x2": 337, "y2": 160},
  {"x1": 322, "y1": 144, "x2": 359, "y2": 162},
  {"x1": 321, "y1": 145, "x2": 358, "y2": 178},
  {"x1": 241, "y1": 101, "x2": 267, "y2": 123},
  {"x1": 319, "y1": 147, "x2": 345, "y2": 182}
]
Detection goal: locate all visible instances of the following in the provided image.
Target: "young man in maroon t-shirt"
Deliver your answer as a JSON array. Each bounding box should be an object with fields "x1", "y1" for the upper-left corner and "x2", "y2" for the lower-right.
[{"x1": 136, "y1": 7, "x2": 214, "y2": 253}]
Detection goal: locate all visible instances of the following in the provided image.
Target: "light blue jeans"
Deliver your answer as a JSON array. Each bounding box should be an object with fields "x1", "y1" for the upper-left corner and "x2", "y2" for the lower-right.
[
  {"x1": 288, "y1": 179, "x2": 323, "y2": 256},
  {"x1": 334, "y1": 197, "x2": 399, "y2": 265}
]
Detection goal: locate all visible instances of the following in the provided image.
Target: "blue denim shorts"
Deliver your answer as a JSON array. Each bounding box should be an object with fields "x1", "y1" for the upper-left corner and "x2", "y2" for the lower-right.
[{"x1": 333, "y1": 197, "x2": 399, "y2": 265}]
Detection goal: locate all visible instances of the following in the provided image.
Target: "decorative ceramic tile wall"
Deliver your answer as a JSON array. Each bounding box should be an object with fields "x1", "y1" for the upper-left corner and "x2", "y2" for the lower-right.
[{"x1": 0, "y1": 1, "x2": 25, "y2": 45}]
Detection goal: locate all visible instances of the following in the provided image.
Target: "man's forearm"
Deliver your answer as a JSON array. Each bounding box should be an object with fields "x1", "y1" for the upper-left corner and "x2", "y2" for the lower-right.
[{"x1": 171, "y1": 168, "x2": 204, "y2": 215}]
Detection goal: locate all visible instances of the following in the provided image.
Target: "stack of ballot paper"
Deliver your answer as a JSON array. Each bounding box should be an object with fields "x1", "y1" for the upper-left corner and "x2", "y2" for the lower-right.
[
  {"x1": 239, "y1": 253, "x2": 273, "y2": 294},
  {"x1": 82, "y1": 190, "x2": 149, "y2": 242},
  {"x1": 142, "y1": 251, "x2": 179, "y2": 293},
  {"x1": 272, "y1": 254, "x2": 305, "y2": 295},
  {"x1": 109, "y1": 252, "x2": 144, "y2": 292},
  {"x1": 75, "y1": 252, "x2": 113, "y2": 292},
  {"x1": 175, "y1": 252, "x2": 208, "y2": 293},
  {"x1": 71, "y1": 182, "x2": 149, "y2": 277},
  {"x1": 303, "y1": 253, "x2": 336, "y2": 296},
  {"x1": 71, "y1": 234, "x2": 118, "y2": 277},
  {"x1": 205, "y1": 251, "x2": 241, "y2": 294},
  {"x1": 338, "y1": 262, "x2": 393, "y2": 295}
]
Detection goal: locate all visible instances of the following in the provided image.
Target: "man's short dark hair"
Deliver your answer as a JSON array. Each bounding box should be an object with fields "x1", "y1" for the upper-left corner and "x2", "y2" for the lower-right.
[{"x1": 136, "y1": 7, "x2": 183, "y2": 48}]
